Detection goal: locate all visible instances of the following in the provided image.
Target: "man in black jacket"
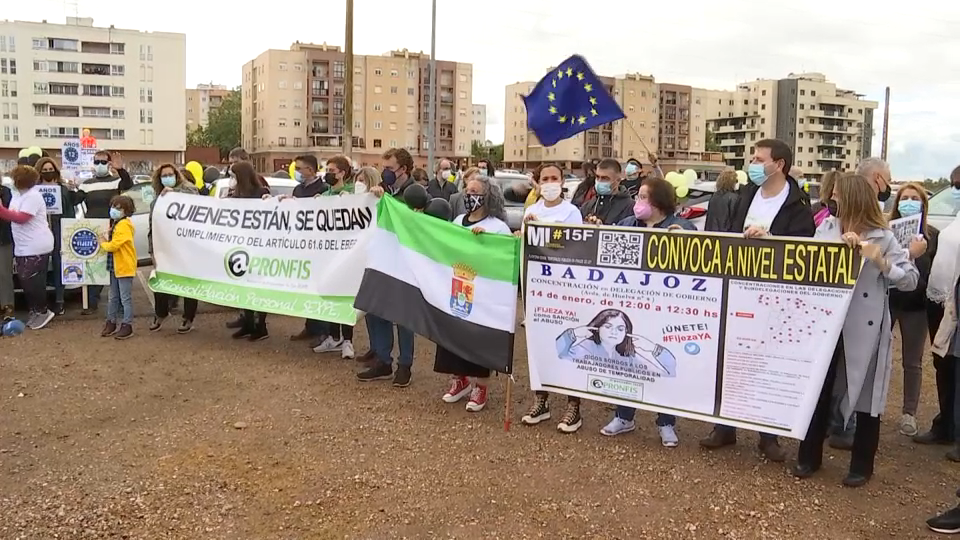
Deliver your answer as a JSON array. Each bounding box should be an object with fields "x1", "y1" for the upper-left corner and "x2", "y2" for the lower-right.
[
  {"x1": 581, "y1": 158, "x2": 634, "y2": 225},
  {"x1": 426, "y1": 158, "x2": 458, "y2": 201},
  {"x1": 0, "y1": 184, "x2": 13, "y2": 317},
  {"x1": 699, "y1": 138, "x2": 814, "y2": 463},
  {"x1": 286, "y1": 154, "x2": 330, "y2": 346}
]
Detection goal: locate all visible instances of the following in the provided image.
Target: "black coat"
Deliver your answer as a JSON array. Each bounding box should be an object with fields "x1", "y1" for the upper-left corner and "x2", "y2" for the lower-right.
[
  {"x1": 891, "y1": 224, "x2": 939, "y2": 312},
  {"x1": 704, "y1": 189, "x2": 738, "y2": 233},
  {"x1": 0, "y1": 186, "x2": 12, "y2": 246},
  {"x1": 426, "y1": 178, "x2": 457, "y2": 201},
  {"x1": 579, "y1": 187, "x2": 634, "y2": 225}
]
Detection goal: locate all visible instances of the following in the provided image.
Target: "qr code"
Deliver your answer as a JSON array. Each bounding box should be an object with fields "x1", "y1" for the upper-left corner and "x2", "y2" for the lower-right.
[{"x1": 597, "y1": 231, "x2": 643, "y2": 267}]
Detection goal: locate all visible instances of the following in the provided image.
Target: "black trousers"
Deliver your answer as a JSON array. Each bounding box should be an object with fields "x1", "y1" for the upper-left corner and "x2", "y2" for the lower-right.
[
  {"x1": 798, "y1": 339, "x2": 882, "y2": 476},
  {"x1": 242, "y1": 309, "x2": 266, "y2": 329},
  {"x1": 154, "y1": 292, "x2": 197, "y2": 321},
  {"x1": 925, "y1": 302, "x2": 958, "y2": 440},
  {"x1": 330, "y1": 323, "x2": 353, "y2": 341}
]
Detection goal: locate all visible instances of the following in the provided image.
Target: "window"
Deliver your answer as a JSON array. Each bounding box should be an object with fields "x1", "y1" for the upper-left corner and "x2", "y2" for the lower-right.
[
  {"x1": 279, "y1": 118, "x2": 287, "y2": 127},
  {"x1": 390, "y1": 86, "x2": 398, "y2": 94},
  {"x1": 279, "y1": 80, "x2": 287, "y2": 89},
  {"x1": 799, "y1": 103, "x2": 805, "y2": 110},
  {"x1": 294, "y1": 63, "x2": 303, "y2": 71},
  {"x1": 333, "y1": 99, "x2": 344, "y2": 115},
  {"x1": 459, "y1": 91, "x2": 466, "y2": 99},
  {"x1": 374, "y1": 85, "x2": 382, "y2": 94},
  {"x1": 459, "y1": 74, "x2": 467, "y2": 82},
  {"x1": 279, "y1": 99, "x2": 287, "y2": 108},
  {"x1": 34, "y1": 82, "x2": 48, "y2": 94},
  {"x1": 407, "y1": 87, "x2": 415, "y2": 96},
  {"x1": 811, "y1": 90, "x2": 817, "y2": 97},
  {"x1": 110, "y1": 64, "x2": 124, "y2": 76},
  {"x1": 374, "y1": 121, "x2": 382, "y2": 129},
  {"x1": 110, "y1": 42, "x2": 124, "y2": 54},
  {"x1": 294, "y1": 137, "x2": 302, "y2": 146},
  {"x1": 407, "y1": 69, "x2": 415, "y2": 79},
  {"x1": 373, "y1": 103, "x2": 382, "y2": 111},
  {"x1": 389, "y1": 104, "x2": 397, "y2": 112},
  {"x1": 406, "y1": 105, "x2": 414, "y2": 114},
  {"x1": 279, "y1": 62, "x2": 287, "y2": 70},
  {"x1": 354, "y1": 120, "x2": 361, "y2": 128},
  {"x1": 800, "y1": 89, "x2": 806, "y2": 96},
  {"x1": 294, "y1": 81, "x2": 302, "y2": 90},
  {"x1": 34, "y1": 104, "x2": 48, "y2": 115},
  {"x1": 112, "y1": 109, "x2": 124, "y2": 119},
  {"x1": 374, "y1": 68, "x2": 382, "y2": 76},
  {"x1": 373, "y1": 139, "x2": 382, "y2": 148},
  {"x1": 112, "y1": 129, "x2": 125, "y2": 140},
  {"x1": 278, "y1": 137, "x2": 287, "y2": 146},
  {"x1": 389, "y1": 122, "x2": 397, "y2": 131},
  {"x1": 293, "y1": 119, "x2": 301, "y2": 127},
  {"x1": 333, "y1": 61, "x2": 345, "y2": 78},
  {"x1": 293, "y1": 99, "x2": 303, "y2": 109},
  {"x1": 33, "y1": 60, "x2": 47, "y2": 71}
]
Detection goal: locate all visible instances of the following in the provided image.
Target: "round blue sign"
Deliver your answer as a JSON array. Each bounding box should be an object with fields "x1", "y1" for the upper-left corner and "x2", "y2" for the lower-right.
[
  {"x1": 41, "y1": 191, "x2": 56, "y2": 207},
  {"x1": 63, "y1": 146, "x2": 80, "y2": 164},
  {"x1": 684, "y1": 342, "x2": 701, "y2": 355},
  {"x1": 70, "y1": 228, "x2": 100, "y2": 258}
]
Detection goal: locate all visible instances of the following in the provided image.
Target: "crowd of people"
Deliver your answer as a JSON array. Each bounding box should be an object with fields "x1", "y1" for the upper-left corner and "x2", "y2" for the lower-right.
[{"x1": 4, "y1": 141, "x2": 960, "y2": 533}]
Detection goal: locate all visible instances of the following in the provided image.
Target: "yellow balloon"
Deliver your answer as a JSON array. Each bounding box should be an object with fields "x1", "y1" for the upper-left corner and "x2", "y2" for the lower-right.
[
  {"x1": 185, "y1": 161, "x2": 204, "y2": 189},
  {"x1": 27, "y1": 146, "x2": 42, "y2": 156},
  {"x1": 665, "y1": 172, "x2": 682, "y2": 187},
  {"x1": 675, "y1": 185, "x2": 689, "y2": 199},
  {"x1": 289, "y1": 161, "x2": 296, "y2": 179},
  {"x1": 18, "y1": 148, "x2": 30, "y2": 158},
  {"x1": 736, "y1": 170, "x2": 748, "y2": 185},
  {"x1": 683, "y1": 169, "x2": 697, "y2": 183}
]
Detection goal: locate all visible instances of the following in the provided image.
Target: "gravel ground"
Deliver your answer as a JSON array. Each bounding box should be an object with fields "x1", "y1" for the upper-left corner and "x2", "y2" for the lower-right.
[{"x1": 0, "y1": 280, "x2": 956, "y2": 539}]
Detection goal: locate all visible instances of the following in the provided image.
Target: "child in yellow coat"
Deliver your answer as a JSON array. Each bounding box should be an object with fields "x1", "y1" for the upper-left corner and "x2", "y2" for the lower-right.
[{"x1": 99, "y1": 195, "x2": 137, "y2": 339}]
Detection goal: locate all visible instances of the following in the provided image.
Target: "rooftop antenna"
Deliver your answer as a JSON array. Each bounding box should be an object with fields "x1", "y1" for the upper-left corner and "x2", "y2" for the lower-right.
[{"x1": 64, "y1": 0, "x2": 79, "y2": 20}]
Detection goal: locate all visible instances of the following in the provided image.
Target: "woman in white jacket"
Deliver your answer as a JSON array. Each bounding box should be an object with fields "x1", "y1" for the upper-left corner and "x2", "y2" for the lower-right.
[{"x1": 793, "y1": 172, "x2": 918, "y2": 487}]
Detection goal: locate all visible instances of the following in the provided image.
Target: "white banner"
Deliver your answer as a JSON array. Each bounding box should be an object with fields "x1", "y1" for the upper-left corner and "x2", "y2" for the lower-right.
[
  {"x1": 148, "y1": 193, "x2": 378, "y2": 324},
  {"x1": 524, "y1": 224, "x2": 860, "y2": 439}
]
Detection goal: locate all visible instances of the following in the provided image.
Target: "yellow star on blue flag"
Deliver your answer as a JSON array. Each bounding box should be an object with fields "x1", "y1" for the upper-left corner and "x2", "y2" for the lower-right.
[{"x1": 521, "y1": 54, "x2": 625, "y2": 147}]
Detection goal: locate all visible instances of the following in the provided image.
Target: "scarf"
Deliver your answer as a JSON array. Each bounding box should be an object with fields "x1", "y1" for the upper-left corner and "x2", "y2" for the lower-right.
[{"x1": 927, "y1": 213, "x2": 960, "y2": 303}]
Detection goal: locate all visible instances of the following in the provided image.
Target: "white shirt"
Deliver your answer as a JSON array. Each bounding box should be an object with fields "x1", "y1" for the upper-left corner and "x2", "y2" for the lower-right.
[
  {"x1": 10, "y1": 186, "x2": 55, "y2": 257},
  {"x1": 523, "y1": 199, "x2": 583, "y2": 225},
  {"x1": 454, "y1": 213, "x2": 512, "y2": 235},
  {"x1": 743, "y1": 182, "x2": 789, "y2": 232}
]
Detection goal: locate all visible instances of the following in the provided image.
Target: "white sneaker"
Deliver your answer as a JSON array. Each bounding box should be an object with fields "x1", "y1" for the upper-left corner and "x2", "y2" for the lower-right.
[
  {"x1": 658, "y1": 424, "x2": 679, "y2": 447},
  {"x1": 899, "y1": 413, "x2": 919, "y2": 436},
  {"x1": 29, "y1": 310, "x2": 55, "y2": 330},
  {"x1": 341, "y1": 340, "x2": 355, "y2": 359},
  {"x1": 312, "y1": 336, "x2": 343, "y2": 353},
  {"x1": 600, "y1": 416, "x2": 636, "y2": 436}
]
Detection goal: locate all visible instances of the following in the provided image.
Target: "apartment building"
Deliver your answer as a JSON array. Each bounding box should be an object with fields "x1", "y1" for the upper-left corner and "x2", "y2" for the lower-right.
[
  {"x1": 186, "y1": 83, "x2": 231, "y2": 131},
  {"x1": 0, "y1": 17, "x2": 186, "y2": 171},
  {"x1": 471, "y1": 104, "x2": 486, "y2": 145},
  {"x1": 241, "y1": 43, "x2": 473, "y2": 173},
  {"x1": 703, "y1": 73, "x2": 877, "y2": 178}
]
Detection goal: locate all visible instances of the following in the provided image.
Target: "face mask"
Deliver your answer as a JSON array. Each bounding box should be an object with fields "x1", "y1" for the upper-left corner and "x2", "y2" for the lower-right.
[
  {"x1": 540, "y1": 183, "x2": 562, "y2": 202},
  {"x1": 354, "y1": 182, "x2": 368, "y2": 194},
  {"x1": 633, "y1": 199, "x2": 653, "y2": 220},
  {"x1": 160, "y1": 175, "x2": 176, "y2": 188},
  {"x1": 438, "y1": 169, "x2": 451, "y2": 182},
  {"x1": 294, "y1": 170, "x2": 304, "y2": 183},
  {"x1": 951, "y1": 187, "x2": 960, "y2": 200},
  {"x1": 898, "y1": 199, "x2": 922, "y2": 217},
  {"x1": 95, "y1": 163, "x2": 110, "y2": 176},
  {"x1": 381, "y1": 169, "x2": 397, "y2": 186},
  {"x1": 747, "y1": 163, "x2": 770, "y2": 186},
  {"x1": 324, "y1": 172, "x2": 339, "y2": 185},
  {"x1": 109, "y1": 208, "x2": 124, "y2": 220},
  {"x1": 595, "y1": 181, "x2": 612, "y2": 195},
  {"x1": 464, "y1": 194, "x2": 485, "y2": 213},
  {"x1": 877, "y1": 184, "x2": 891, "y2": 202},
  {"x1": 40, "y1": 171, "x2": 58, "y2": 182},
  {"x1": 625, "y1": 163, "x2": 639, "y2": 176},
  {"x1": 827, "y1": 199, "x2": 840, "y2": 218}
]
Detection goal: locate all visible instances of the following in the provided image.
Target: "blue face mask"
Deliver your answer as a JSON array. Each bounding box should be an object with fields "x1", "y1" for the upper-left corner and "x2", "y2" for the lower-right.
[
  {"x1": 625, "y1": 163, "x2": 639, "y2": 176},
  {"x1": 160, "y1": 175, "x2": 176, "y2": 188},
  {"x1": 952, "y1": 187, "x2": 960, "y2": 200},
  {"x1": 109, "y1": 208, "x2": 124, "y2": 220},
  {"x1": 95, "y1": 163, "x2": 110, "y2": 177},
  {"x1": 595, "y1": 181, "x2": 612, "y2": 195},
  {"x1": 747, "y1": 163, "x2": 769, "y2": 186},
  {"x1": 381, "y1": 168, "x2": 397, "y2": 186},
  {"x1": 294, "y1": 170, "x2": 304, "y2": 183},
  {"x1": 897, "y1": 199, "x2": 922, "y2": 217}
]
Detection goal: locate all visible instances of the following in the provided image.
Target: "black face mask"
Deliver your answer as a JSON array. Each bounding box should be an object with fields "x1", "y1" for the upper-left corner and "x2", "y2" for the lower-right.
[
  {"x1": 323, "y1": 172, "x2": 339, "y2": 185},
  {"x1": 827, "y1": 199, "x2": 840, "y2": 218},
  {"x1": 40, "y1": 171, "x2": 59, "y2": 182},
  {"x1": 878, "y1": 185, "x2": 891, "y2": 202}
]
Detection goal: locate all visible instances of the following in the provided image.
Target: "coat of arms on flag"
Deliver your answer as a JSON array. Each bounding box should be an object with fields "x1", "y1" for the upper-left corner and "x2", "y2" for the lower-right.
[{"x1": 450, "y1": 263, "x2": 476, "y2": 318}]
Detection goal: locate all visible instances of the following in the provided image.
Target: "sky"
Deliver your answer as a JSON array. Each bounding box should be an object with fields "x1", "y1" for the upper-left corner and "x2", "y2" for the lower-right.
[{"x1": 11, "y1": 0, "x2": 960, "y2": 180}]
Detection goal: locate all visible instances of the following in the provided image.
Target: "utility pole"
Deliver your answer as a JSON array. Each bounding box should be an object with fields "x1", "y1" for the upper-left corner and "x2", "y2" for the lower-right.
[
  {"x1": 342, "y1": 0, "x2": 354, "y2": 159},
  {"x1": 880, "y1": 86, "x2": 890, "y2": 161},
  {"x1": 427, "y1": 0, "x2": 437, "y2": 173}
]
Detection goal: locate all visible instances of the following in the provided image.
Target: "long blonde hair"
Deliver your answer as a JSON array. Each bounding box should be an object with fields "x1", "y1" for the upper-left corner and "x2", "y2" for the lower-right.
[
  {"x1": 889, "y1": 181, "x2": 930, "y2": 235},
  {"x1": 834, "y1": 173, "x2": 888, "y2": 232},
  {"x1": 354, "y1": 166, "x2": 382, "y2": 190}
]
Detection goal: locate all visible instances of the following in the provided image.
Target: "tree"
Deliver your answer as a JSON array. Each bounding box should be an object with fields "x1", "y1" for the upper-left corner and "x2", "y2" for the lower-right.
[
  {"x1": 186, "y1": 124, "x2": 210, "y2": 147},
  {"x1": 204, "y1": 89, "x2": 241, "y2": 160},
  {"x1": 471, "y1": 140, "x2": 504, "y2": 164},
  {"x1": 704, "y1": 127, "x2": 721, "y2": 152}
]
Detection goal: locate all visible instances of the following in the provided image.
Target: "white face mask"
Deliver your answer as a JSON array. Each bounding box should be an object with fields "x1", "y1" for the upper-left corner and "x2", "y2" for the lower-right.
[
  {"x1": 540, "y1": 183, "x2": 563, "y2": 202},
  {"x1": 354, "y1": 182, "x2": 368, "y2": 194}
]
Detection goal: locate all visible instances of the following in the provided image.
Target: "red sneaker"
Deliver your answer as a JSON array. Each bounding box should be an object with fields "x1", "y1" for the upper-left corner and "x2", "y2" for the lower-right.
[
  {"x1": 466, "y1": 384, "x2": 487, "y2": 412},
  {"x1": 442, "y1": 376, "x2": 471, "y2": 403}
]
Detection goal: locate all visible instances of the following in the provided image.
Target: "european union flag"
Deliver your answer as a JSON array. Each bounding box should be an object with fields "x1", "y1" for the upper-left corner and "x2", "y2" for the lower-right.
[{"x1": 522, "y1": 54, "x2": 625, "y2": 147}]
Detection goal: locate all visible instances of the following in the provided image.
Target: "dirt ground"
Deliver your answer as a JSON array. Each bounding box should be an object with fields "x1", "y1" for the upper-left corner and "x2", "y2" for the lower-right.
[{"x1": 0, "y1": 278, "x2": 957, "y2": 539}]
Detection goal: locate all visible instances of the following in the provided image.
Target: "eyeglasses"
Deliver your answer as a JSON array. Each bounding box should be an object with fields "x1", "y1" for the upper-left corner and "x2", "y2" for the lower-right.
[{"x1": 93, "y1": 160, "x2": 109, "y2": 165}]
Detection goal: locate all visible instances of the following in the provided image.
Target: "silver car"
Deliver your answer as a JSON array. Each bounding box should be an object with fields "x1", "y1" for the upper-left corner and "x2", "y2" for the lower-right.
[{"x1": 491, "y1": 172, "x2": 535, "y2": 231}]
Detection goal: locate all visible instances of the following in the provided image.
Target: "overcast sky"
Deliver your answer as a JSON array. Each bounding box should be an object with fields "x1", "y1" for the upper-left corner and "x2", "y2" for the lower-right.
[{"x1": 12, "y1": 0, "x2": 960, "y2": 180}]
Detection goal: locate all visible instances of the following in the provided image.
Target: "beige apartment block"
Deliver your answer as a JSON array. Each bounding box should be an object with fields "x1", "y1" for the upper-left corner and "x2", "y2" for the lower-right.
[
  {"x1": 701, "y1": 73, "x2": 876, "y2": 178},
  {"x1": 241, "y1": 43, "x2": 473, "y2": 173},
  {"x1": 471, "y1": 104, "x2": 486, "y2": 145},
  {"x1": 186, "y1": 83, "x2": 230, "y2": 131},
  {"x1": 0, "y1": 17, "x2": 186, "y2": 171}
]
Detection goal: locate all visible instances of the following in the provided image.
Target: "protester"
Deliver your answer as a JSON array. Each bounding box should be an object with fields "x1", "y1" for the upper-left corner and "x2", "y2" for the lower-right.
[
  {"x1": 201, "y1": 166, "x2": 221, "y2": 196},
  {"x1": 148, "y1": 165, "x2": 201, "y2": 334},
  {"x1": 794, "y1": 172, "x2": 917, "y2": 487},
  {"x1": 402, "y1": 183, "x2": 430, "y2": 211},
  {"x1": 427, "y1": 158, "x2": 458, "y2": 200},
  {"x1": 356, "y1": 148, "x2": 417, "y2": 386},
  {"x1": 411, "y1": 168, "x2": 430, "y2": 188},
  {"x1": 476, "y1": 159, "x2": 495, "y2": 179},
  {"x1": 888, "y1": 182, "x2": 939, "y2": 437},
  {"x1": 704, "y1": 169, "x2": 739, "y2": 233},
  {"x1": 699, "y1": 138, "x2": 814, "y2": 463},
  {"x1": 79, "y1": 150, "x2": 133, "y2": 315},
  {"x1": 35, "y1": 157, "x2": 86, "y2": 315},
  {"x1": 571, "y1": 161, "x2": 597, "y2": 208},
  {"x1": 812, "y1": 170, "x2": 841, "y2": 226},
  {"x1": 229, "y1": 161, "x2": 271, "y2": 341},
  {"x1": 350, "y1": 166, "x2": 382, "y2": 365},
  {"x1": 520, "y1": 164, "x2": 587, "y2": 432},
  {"x1": 450, "y1": 167, "x2": 480, "y2": 217},
  {"x1": 928, "y1": 491, "x2": 960, "y2": 534},
  {"x1": 581, "y1": 159, "x2": 634, "y2": 226},
  {"x1": 857, "y1": 156, "x2": 894, "y2": 203},
  {"x1": 0, "y1": 181, "x2": 13, "y2": 318},
  {"x1": 436, "y1": 175, "x2": 512, "y2": 412},
  {"x1": 312, "y1": 155, "x2": 358, "y2": 359},
  {"x1": 98, "y1": 195, "x2": 137, "y2": 340},
  {"x1": 0, "y1": 166, "x2": 56, "y2": 329},
  {"x1": 224, "y1": 148, "x2": 268, "y2": 330}
]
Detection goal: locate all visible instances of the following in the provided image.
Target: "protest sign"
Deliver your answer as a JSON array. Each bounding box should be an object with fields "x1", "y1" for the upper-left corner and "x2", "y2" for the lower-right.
[
  {"x1": 37, "y1": 185, "x2": 62, "y2": 214},
  {"x1": 889, "y1": 214, "x2": 922, "y2": 248},
  {"x1": 148, "y1": 193, "x2": 377, "y2": 324},
  {"x1": 523, "y1": 224, "x2": 861, "y2": 439},
  {"x1": 60, "y1": 218, "x2": 111, "y2": 285}
]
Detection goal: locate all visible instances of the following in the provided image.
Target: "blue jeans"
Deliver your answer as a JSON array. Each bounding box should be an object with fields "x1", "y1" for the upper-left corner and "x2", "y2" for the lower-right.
[
  {"x1": 106, "y1": 275, "x2": 133, "y2": 325},
  {"x1": 365, "y1": 313, "x2": 414, "y2": 367},
  {"x1": 615, "y1": 405, "x2": 675, "y2": 427}
]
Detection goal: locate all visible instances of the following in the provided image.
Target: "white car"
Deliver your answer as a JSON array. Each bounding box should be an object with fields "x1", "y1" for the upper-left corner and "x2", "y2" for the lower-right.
[{"x1": 210, "y1": 177, "x2": 299, "y2": 199}]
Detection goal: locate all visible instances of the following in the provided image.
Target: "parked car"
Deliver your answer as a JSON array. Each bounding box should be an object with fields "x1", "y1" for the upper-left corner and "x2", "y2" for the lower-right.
[
  {"x1": 675, "y1": 183, "x2": 714, "y2": 230},
  {"x1": 211, "y1": 177, "x2": 299, "y2": 199},
  {"x1": 492, "y1": 172, "x2": 534, "y2": 231},
  {"x1": 921, "y1": 187, "x2": 957, "y2": 231}
]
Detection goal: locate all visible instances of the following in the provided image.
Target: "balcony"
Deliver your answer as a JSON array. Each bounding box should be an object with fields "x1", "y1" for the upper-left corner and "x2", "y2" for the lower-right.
[
  {"x1": 81, "y1": 63, "x2": 110, "y2": 76},
  {"x1": 49, "y1": 83, "x2": 80, "y2": 96},
  {"x1": 816, "y1": 151, "x2": 844, "y2": 162},
  {"x1": 82, "y1": 106, "x2": 111, "y2": 118},
  {"x1": 719, "y1": 138, "x2": 745, "y2": 146},
  {"x1": 817, "y1": 137, "x2": 845, "y2": 147},
  {"x1": 806, "y1": 107, "x2": 846, "y2": 119},
  {"x1": 50, "y1": 105, "x2": 80, "y2": 117}
]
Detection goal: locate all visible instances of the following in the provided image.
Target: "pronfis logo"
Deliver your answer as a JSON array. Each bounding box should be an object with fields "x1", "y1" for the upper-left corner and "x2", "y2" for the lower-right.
[
  {"x1": 225, "y1": 248, "x2": 250, "y2": 279},
  {"x1": 223, "y1": 248, "x2": 312, "y2": 281}
]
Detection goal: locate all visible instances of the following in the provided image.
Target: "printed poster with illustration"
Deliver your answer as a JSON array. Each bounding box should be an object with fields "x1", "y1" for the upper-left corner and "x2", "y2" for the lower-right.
[
  {"x1": 60, "y1": 218, "x2": 111, "y2": 286},
  {"x1": 523, "y1": 224, "x2": 861, "y2": 439}
]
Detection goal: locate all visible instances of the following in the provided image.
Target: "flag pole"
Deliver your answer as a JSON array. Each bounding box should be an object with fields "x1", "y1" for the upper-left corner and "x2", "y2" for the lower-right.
[{"x1": 625, "y1": 121, "x2": 654, "y2": 159}]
